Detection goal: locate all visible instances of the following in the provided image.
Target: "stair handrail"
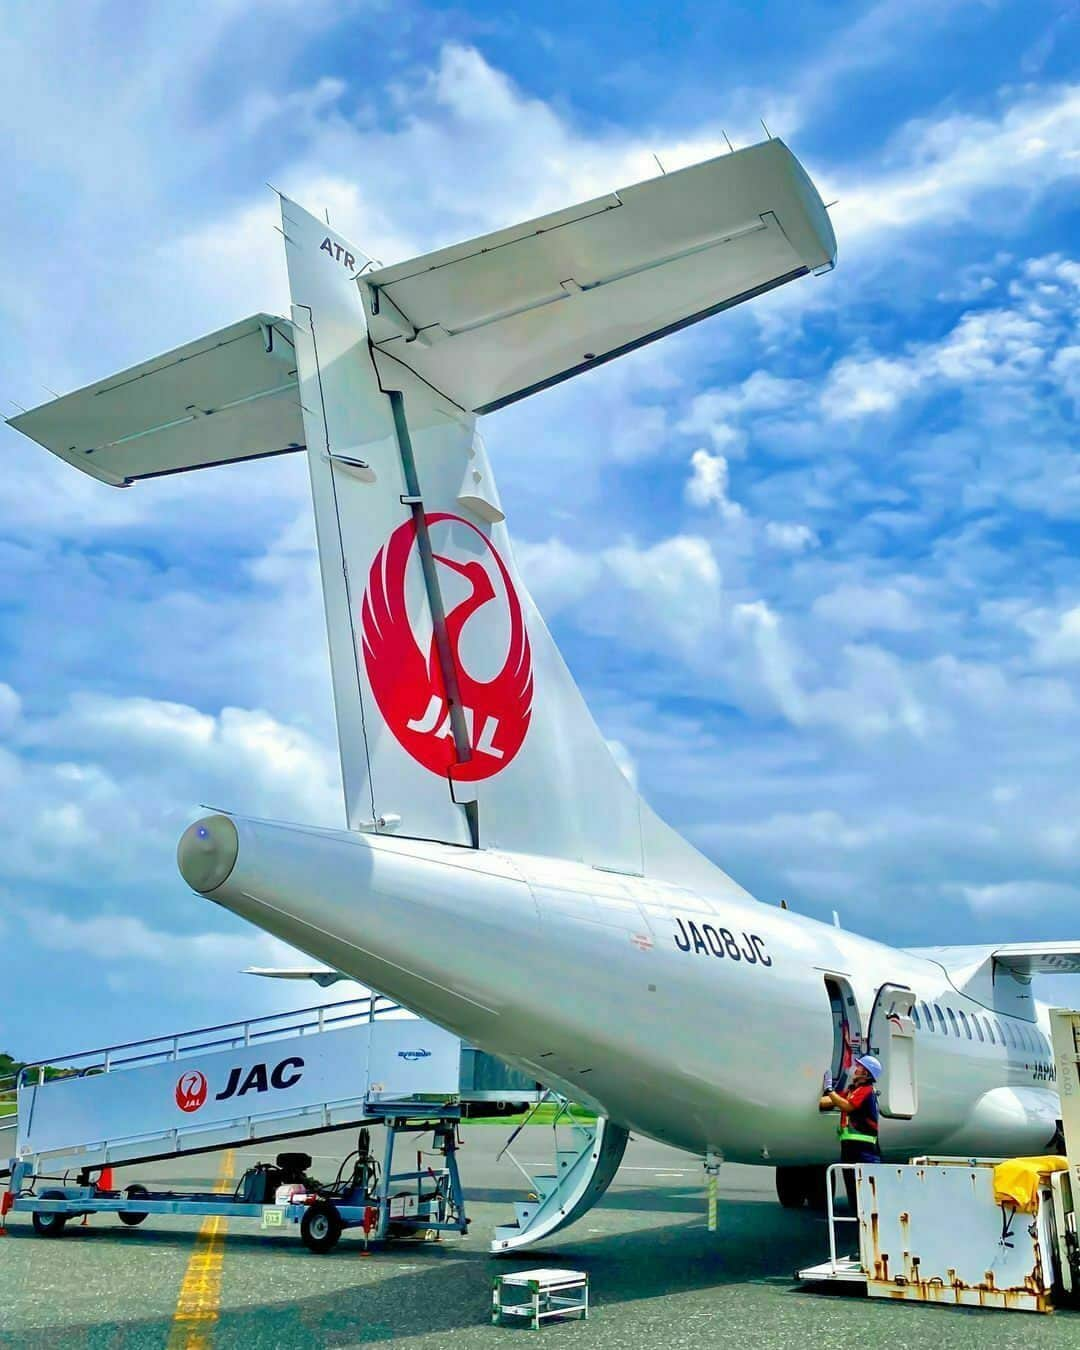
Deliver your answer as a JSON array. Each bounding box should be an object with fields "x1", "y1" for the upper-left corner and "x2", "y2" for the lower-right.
[
  {"x1": 13, "y1": 994, "x2": 410, "y2": 1089},
  {"x1": 496, "y1": 1088, "x2": 557, "y2": 1163}
]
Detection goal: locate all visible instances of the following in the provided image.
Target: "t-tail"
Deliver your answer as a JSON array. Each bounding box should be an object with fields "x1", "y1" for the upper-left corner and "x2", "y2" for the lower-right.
[{"x1": 9, "y1": 138, "x2": 836, "y2": 882}]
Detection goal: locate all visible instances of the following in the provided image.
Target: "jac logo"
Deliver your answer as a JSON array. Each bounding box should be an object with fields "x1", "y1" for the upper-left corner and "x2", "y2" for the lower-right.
[
  {"x1": 397, "y1": 1048, "x2": 431, "y2": 1062},
  {"x1": 319, "y1": 236, "x2": 356, "y2": 271},
  {"x1": 175, "y1": 1069, "x2": 208, "y2": 1113},
  {"x1": 173, "y1": 1057, "x2": 304, "y2": 1114},
  {"x1": 361, "y1": 513, "x2": 532, "y2": 782}
]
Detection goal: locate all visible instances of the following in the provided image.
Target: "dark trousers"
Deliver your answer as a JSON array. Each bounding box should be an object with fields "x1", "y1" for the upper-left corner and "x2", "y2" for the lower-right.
[{"x1": 840, "y1": 1140, "x2": 881, "y2": 1212}]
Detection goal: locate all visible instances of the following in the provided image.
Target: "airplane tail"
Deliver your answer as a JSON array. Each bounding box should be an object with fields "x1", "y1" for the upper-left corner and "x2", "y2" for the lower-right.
[{"x1": 9, "y1": 139, "x2": 836, "y2": 879}]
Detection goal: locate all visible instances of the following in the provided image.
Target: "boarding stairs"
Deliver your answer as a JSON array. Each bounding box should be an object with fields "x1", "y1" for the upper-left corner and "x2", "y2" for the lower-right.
[
  {"x1": 491, "y1": 1094, "x2": 628, "y2": 1252},
  {"x1": 5, "y1": 995, "x2": 460, "y2": 1176}
]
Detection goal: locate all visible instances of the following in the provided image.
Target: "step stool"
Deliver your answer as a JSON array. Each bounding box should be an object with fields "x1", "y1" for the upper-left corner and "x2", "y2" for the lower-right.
[{"x1": 492, "y1": 1268, "x2": 589, "y2": 1330}]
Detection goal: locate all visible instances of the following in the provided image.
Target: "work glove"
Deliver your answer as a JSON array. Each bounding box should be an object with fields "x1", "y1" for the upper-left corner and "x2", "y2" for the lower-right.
[{"x1": 822, "y1": 1071, "x2": 834, "y2": 1093}]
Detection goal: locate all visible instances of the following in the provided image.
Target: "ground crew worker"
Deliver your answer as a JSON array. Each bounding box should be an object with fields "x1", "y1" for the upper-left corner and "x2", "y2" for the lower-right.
[{"x1": 819, "y1": 1054, "x2": 882, "y2": 1211}]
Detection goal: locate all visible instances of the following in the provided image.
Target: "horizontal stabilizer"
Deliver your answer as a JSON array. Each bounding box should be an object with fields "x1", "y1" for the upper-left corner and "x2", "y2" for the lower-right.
[
  {"x1": 990, "y1": 943, "x2": 1080, "y2": 976},
  {"x1": 8, "y1": 314, "x2": 302, "y2": 486},
  {"x1": 911, "y1": 942, "x2": 1080, "y2": 977},
  {"x1": 361, "y1": 138, "x2": 835, "y2": 413},
  {"x1": 244, "y1": 965, "x2": 349, "y2": 987}
]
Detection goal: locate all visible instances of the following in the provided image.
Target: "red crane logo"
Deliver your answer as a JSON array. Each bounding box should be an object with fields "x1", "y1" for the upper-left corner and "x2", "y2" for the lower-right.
[
  {"x1": 361, "y1": 513, "x2": 533, "y2": 781},
  {"x1": 175, "y1": 1069, "x2": 208, "y2": 1113}
]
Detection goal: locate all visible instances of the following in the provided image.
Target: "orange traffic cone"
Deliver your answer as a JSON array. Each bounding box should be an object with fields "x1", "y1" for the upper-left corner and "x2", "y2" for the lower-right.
[
  {"x1": 96, "y1": 1167, "x2": 114, "y2": 1193},
  {"x1": 0, "y1": 1188, "x2": 13, "y2": 1235}
]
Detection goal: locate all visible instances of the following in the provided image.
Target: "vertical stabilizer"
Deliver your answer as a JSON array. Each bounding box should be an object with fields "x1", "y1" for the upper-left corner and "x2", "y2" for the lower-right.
[{"x1": 282, "y1": 196, "x2": 647, "y2": 869}]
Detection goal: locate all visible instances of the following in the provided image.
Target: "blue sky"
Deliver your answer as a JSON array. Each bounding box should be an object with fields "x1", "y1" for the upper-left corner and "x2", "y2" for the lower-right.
[{"x1": 1, "y1": 0, "x2": 1078, "y2": 1057}]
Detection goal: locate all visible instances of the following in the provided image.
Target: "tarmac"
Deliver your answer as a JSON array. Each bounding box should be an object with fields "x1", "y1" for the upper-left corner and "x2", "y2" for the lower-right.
[{"x1": 3, "y1": 1125, "x2": 1080, "y2": 1348}]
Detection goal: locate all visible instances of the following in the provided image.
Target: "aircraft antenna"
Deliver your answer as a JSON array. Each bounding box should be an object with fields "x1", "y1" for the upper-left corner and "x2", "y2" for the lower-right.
[
  {"x1": 760, "y1": 118, "x2": 773, "y2": 139},
  {"x1": 652, "y1": 153, "x2": 667, "y2": 175},
  {"x1": 722, "y1": 130, "x2": 735, "y2": 154}
]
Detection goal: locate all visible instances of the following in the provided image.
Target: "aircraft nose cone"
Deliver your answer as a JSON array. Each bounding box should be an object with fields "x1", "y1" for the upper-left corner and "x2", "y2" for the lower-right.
[{"x1": 177, "y1": 814, "x2": 239, "y2": 893}]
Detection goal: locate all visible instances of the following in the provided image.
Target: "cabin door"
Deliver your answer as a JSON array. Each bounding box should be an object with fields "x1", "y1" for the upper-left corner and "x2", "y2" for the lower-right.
[
  {"x1": 867, "y1": 983, "x2": 918, "y2": 1119},
  {"x1": 824, "y1": 976, "x2": 863, "y2": 1084}
]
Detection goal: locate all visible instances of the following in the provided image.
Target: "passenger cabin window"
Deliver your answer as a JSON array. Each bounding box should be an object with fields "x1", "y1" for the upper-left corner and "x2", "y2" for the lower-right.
[
  {"x1": 922, "y1": 1001, "x2": 934, "y2": 1031},
  {"x1": 911, "y1": 1005, "x2": 921, "y2": 1029},
  {"x1": 934, "y1": 1004, "x2": 948, "y2": 1035},
  {"x1": 958, "y1": 1010, "x2": 972, "y2": 1039},
  {"x1": 973, "y1": 1017, "x2": 984, "y2": 1042},
  {"x1": 946, "y1": 1007, "x2": 959, "y2": 1037},
  {"x1": 994, "y1": 1019, "x2": 1006, "y2": 1046}
]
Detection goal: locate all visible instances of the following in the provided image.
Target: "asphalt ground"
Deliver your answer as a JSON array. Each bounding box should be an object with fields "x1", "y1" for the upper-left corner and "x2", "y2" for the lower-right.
[{"x1": 3, "y1": 1126, "x2": 1080, "y2": 1348}]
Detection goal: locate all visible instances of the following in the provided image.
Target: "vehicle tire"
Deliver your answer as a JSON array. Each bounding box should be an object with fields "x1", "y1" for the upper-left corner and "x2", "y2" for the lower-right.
[
  {"x1": 775, "y1": 1166, "x2": 808, "y2": 1209},
  {"x1": 32, "y1": 1191, "x2": 69, "y2": 1237},
  {"x1": 119, "y1": 1184, "x2": 150, "y2": 1226},
  {"x1": 300, "y1": 1202, "x2": 342, "y2": 1254}
]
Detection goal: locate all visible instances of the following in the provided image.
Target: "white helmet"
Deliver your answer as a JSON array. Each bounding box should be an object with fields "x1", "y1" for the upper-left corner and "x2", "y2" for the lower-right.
[{"x1": 854, "y1": 1054, "x2": 882, "y2": 1082}]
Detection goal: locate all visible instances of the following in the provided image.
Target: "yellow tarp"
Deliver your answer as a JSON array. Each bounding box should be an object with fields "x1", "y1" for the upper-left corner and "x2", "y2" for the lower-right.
[{"x1": 992, "y1": 1155, "x2": 1069, "y2": 1213}]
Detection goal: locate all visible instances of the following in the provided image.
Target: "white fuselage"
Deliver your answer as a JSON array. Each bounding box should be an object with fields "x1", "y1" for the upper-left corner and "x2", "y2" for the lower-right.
[{"x1": 188, "y1": 812, "x2": 1060, "y2": 1167}]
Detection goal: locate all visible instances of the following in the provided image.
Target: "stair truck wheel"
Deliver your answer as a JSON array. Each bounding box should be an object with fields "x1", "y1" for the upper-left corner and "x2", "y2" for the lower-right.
[
  {"x1": 119, "y1": 1184, "x2": 150, "y2": 1226},
  {"x1": 32, "y1": 1191, "x2": 69, "y2": 1237},
  {"x1": 775, "y1": 1167, "x2": 808, "y2": 1209},
  {"x1": 300, "y1": 1201, "x2": 342, "y2": 1254}
]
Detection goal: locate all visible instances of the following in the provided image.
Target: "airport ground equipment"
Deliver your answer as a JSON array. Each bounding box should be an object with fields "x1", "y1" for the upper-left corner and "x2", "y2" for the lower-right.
[
  {"x1": 491, "y1": 1269, "x2": 589, "y2": 1330},
  {"x1": 9, "y1": 1107, "x2": 467, "y2": 1252},
  {"x1": 799, "y1": 1158, "x2": 1067, "y2": 1312},
  {"x1": 798, "y1": 1006, "x2": 1080, "y2": 1314},
  {"x1": 490, "y1": 1096, "x2": 627, "y2": 1253},
  {"x1": 7, "y1": 994, "x2": 460, "y2": 1176}
]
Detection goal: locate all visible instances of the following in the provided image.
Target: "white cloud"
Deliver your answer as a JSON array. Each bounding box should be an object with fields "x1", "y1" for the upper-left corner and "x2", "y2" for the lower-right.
[
  {"x1": 820, "y1": 254, "x2": 1078, "y2": 421},
  {"x1": 811, "y1": 584, "x2": 921, "y2": 633},
  {"x1": 677, "y1": 372, "x2": 806, "y2": 452},
  {"x1": 27, "y1": 908, "x2": 302, "y2": 972},
  {"x1": 1031, "y1": 606, "x2": 1080, "y2": 667},
  {"x1": 0, "y1": 690, "x2": 341, "y2": 888},
  {"x1": 954, "y1": 880, "x2": 1080, "y2": 917},
  {"x1": 685, "y1": 449, "x2": 744, "y2": 521},
  {"x1": 831, "y1": 83, "x2": 1080, "y2": 246},
  {"x1": 764, "y1": 521, "x2": 818, "y2": 552},
  {"x1": 0, "y1": 684, "x2": 20, "y2": 736}
]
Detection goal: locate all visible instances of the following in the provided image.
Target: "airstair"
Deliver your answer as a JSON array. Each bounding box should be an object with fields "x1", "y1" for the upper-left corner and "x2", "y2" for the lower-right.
[
  {"x1": 490, "y1": 1095, "x2": 628, "y2": 1252},
  {"x1": 6, "y1": 995, "x2": 460, "y2": 1175}
]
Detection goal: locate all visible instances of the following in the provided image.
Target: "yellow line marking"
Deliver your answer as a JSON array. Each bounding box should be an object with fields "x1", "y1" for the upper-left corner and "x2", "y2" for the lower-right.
[{"x1": 167, "y1": 1148, "x2": 236, "y2": 1350}]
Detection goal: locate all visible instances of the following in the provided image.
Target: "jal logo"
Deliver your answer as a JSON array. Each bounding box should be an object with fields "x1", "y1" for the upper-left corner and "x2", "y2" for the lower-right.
[
  {"x1": 361, "y1": 513, "x2": 532, "y2": 782},
  {"x1": 319, "y1": 236, "x2": 356, "y2": 271},
  {"x1": 397, "y1": 1048, "x2": 431, "y2": 1062},
  {"x1": 175, "y1": 1070, "x2": 208, "y2": 1114}
]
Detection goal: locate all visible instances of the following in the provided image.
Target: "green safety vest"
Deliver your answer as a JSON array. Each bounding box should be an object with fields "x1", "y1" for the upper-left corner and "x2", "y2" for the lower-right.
[
  {"x1": 837, "y1": 1087, "x2": 879, "y2": 1145},
  {"x1": 838, "y1": 1126, "x2": 879, "y2": 1144}
]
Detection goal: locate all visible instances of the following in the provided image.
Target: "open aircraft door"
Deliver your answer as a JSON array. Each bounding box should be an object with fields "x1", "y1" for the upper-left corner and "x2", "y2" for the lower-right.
[{"x1": 867, "y1": 983, "x2": 918, "y2": 1119}]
